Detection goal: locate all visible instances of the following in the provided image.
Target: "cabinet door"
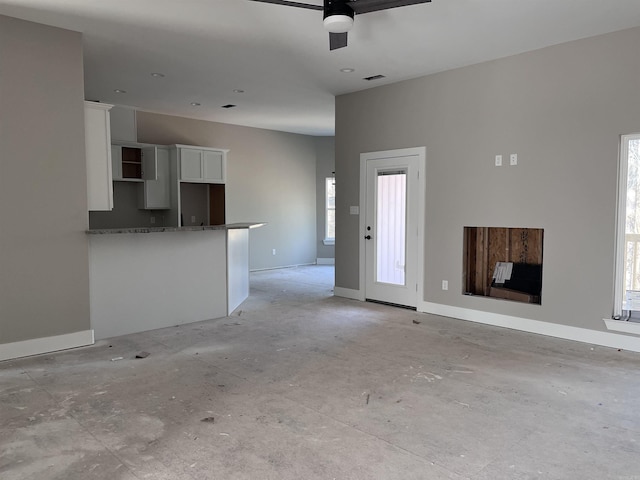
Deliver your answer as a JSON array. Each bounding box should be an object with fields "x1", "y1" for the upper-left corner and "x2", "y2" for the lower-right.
[
  {"x1": 143, "y1": 148, "x2": 170, "y2": 209},
  {"x1": 203, "y1": 150, "x2": 225, "y2": 183},
  {"x1": 180, "y1": 148, "x2": 203, "y2": 181},
  {"x1": 85, "y1": 102, "x2": 114, "y2": 211},
  {"x1": 109, "y1": 106, "x2": 137, "y2": 143},
  {"x1": 141, "y1": 146, "x2": 158, "y2": 180},
  {"x1": 111, "y1": 145, "x2": 123, "y2": 181}
]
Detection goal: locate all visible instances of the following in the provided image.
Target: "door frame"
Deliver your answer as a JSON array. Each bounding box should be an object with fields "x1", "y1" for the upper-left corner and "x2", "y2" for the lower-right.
[{"x1": 359, "y1": 147, "x2": 426, "y2": 305}]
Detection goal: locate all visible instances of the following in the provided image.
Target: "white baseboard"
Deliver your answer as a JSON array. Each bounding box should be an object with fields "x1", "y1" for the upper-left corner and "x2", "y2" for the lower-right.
[
  {"x1": 334, "y1": 286, "x2": 365, "y2": 301},
  {"x1": 0, "y1": 330, "x2": 95, "y2": 362},
  {"x1": 250, "y1": 263, "x2": 315, "y2": 272},
  {"x1": 316, "y1": 258, "x2": 335, "y2": 265},
  {"x1": 419, "y1": 301, "x2": 640, "y2": 353},
  {"x1": 604, "y1": 318, "x2": 640, "y2": 336}
]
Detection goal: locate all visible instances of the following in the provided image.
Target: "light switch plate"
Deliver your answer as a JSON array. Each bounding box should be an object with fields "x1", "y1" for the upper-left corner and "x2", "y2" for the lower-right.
[{"x1": 510, "y1": 154, "x2": 518, "y2": 165}]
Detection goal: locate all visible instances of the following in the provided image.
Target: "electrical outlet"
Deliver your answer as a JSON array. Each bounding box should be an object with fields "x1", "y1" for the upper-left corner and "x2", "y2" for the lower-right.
[
  {"x1": 495, "y1": 155, "x2": 502, "y2": 167},
  {"x1": 442, "y1": 280, "x2": 448, "y2": 290},
  {"x1": 191, "y1": 215, "x2": 196, "y2": 223},
  {"x1": 150, "y1": 216, "x2": 155, "y2": 224},
  {"x1": 510, "y1": 153, "x2": 518, "y2": 166},
  {"x1": 272, "y1": 249, "x2": 276, "y2": 255}
]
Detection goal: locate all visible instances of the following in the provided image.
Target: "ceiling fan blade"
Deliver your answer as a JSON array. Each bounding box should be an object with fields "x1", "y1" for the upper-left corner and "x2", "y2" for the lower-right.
[
  {"x1": 247, "y1": 0, "x2": 323, "y2": 11},
  {"x1": 347, "y1": 0, "x2": 431, "y2": 15},
  {"x1": 329, "y1": 32, "x2": 348, "y2": 50}
]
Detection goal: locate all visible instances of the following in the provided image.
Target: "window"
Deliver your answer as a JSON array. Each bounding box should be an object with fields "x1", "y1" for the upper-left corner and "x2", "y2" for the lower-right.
[
  {"x1": 614, "y1": 134, "x2": 640, "y2": 319},
  {"x1": 324, "y1": 176, "x2": 335, "y2": 245}
]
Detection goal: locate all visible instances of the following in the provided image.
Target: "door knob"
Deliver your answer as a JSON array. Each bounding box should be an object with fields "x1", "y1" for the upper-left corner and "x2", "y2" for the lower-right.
[{"x1": 364, "y1": 235, "x2": 372, "y2": 240}]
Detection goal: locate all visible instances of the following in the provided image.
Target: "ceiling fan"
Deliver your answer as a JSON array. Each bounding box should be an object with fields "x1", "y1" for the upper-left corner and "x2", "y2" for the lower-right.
[{"x1": 248, "y1": 0, "x2": 432, "y2": 50}]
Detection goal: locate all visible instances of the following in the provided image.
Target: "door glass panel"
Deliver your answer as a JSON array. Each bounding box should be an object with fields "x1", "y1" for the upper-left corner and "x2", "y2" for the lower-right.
[{"x1": 376, "y1": 171, "x2": 407, "y2": 285}]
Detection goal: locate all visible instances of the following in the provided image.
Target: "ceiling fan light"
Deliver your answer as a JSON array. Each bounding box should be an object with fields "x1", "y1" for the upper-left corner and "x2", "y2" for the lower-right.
[{"x1": 323, "y1": 15, "x2": 354, "y2": 33}]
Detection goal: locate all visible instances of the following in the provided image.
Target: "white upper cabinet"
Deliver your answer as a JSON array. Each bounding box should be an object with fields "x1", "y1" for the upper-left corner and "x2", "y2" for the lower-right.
[
  {"x1": 140, "y1": 147, "x2": 170, "y2": 210},
  {"x1": 180, "y1": 148, "x2": 204, "y2": 182},
  {"x1": 111, "y1": 145, "x2": 122, "y2": 181},
  {"x1": 203, "y1": 150, "x2": 224, "y2": 182},
  {"x1": 109, "y1": 105, "x2": 137, "y2": 143},
  {"x1": 175, "y1": 145, "x2": 227, "y2": 184},
  {"x1": 141, "y1": 146, "x2": 158, "y2": 180},
  {"x1": 111, "y1": 144, "x2": 158, "y2": 182},
  {"x1": 85, "y1": 101, "x2": 114, "y2": 211}
]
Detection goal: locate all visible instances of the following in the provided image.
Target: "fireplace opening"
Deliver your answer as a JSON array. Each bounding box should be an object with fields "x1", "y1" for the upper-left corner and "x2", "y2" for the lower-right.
[{"x1": 463, "y1": 227, "x2": 543, "y2": 305}]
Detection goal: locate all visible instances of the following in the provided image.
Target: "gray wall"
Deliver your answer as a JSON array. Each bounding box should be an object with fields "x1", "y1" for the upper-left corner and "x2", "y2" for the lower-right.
[
  {"x1": 335, "y1": 26, "x2": 640, "y2": 332},
  {"x1": 315, "y1": 137, "x2": 335, "y2": 261},
  {"x1": 136, "y1": 112, "x2": 318, "y2": 270},
  {"x1": 89, "y1": 182, "x2": 168, "y2": 229},
  {"x1": 0, "y1": 16, "x2": 90, "y2": 344}
]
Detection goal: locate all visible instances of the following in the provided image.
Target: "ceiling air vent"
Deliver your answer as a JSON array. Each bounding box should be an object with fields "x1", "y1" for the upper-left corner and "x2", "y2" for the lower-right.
[
  {"x1": 221, "y1": 104, "x2": 237, "y2": 109},
  {"x1": 363, "y1": 74, "x2": 385, "y2": 81}
]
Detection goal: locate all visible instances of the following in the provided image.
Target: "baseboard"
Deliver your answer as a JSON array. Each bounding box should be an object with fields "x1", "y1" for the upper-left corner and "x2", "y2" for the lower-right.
[
  {"x1": 250, "y1": 263, "x2": 315, "y2": 272},
  {"x1": 419, "y1": 301, "x2": 640, "y2": 353},
  {"x1": 0, "y1": 330, "x2": 95, "y2": 362},
  {"x1": 604, "y1": 318, "x2": 640, "y2": 336},
  {"x1": 316, "y1": 258, "x2": 335, "y2": 265},
  {"x1": 334, "y1": 286, "x2": 365, "y2": 301}
]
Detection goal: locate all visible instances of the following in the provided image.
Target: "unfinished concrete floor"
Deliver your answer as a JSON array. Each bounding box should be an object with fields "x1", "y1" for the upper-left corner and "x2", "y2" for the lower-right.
[{"x1": 1, "y1": 265, "x2": 640, "y2": 479}]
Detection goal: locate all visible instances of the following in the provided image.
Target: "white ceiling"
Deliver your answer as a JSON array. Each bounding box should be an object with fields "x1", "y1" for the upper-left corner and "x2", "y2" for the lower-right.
[{"x1": 2, "y1": 0, "x2": 640, "y2": 136}]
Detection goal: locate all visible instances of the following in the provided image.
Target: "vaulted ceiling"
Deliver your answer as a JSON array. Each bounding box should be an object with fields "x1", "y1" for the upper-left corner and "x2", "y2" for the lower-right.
[{"x1": 2, "y1": 0, "x2": 640, "y2": 135}]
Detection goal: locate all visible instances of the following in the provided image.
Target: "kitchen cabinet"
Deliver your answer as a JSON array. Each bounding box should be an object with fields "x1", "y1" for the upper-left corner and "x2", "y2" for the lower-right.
[
  {"x1": 140, "y1": 147, "x2": 170, "y2": 210},
  {"x1": 111, "y1": 145, "x2": 122, "y2": 180},
  {"x1": 85, "y1": 101, "x2": 114, "y2": 211},
  {"x1": 109, "y1": 105, "x2": 137, "y2": 143},
  {"x1": 111, "y1": 144, "x2": 158, "y2": 182},
  {"x1": 175, "y1": 145, "x2": 227, "y2": 183}
]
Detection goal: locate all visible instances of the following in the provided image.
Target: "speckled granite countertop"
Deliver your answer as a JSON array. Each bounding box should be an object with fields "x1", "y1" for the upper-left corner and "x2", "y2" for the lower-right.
[{"x1": 87, "y1": 223, "x2": 265, "y2": 234}]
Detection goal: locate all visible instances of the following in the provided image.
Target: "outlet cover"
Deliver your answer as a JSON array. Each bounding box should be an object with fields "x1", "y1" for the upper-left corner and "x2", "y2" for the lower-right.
[
  {"x1": 495, "y1": 155, "x2": 502, "y2": 167},
  {"x1": 510, "y1": 154, "x2": 518, "y2": 165},
  {"x1": 350, "y1": 206, "x2": 359, "y2": 215},
  {"x1": 442, "y1": 280, "x2": 449, "y2": 290}
]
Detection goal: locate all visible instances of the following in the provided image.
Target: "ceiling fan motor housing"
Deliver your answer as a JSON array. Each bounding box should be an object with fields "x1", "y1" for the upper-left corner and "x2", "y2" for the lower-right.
[{"x1": 323, "y1": 0, "x2": 355, "y2": 33}]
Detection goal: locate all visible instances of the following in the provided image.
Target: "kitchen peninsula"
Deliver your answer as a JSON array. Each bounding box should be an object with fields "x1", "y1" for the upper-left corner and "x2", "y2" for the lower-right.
[
  {"x1": 87, "y1": 223, "x2": 264, "y2": 339},
  {"x1": 85, "y1": 105, "x2": 264, "y2": 340}
]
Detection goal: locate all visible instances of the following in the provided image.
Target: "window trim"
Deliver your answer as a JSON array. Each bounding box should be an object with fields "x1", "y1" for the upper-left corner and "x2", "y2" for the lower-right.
[{"x1": 613, "y1": 133, "x2": 640, "y2": 318}]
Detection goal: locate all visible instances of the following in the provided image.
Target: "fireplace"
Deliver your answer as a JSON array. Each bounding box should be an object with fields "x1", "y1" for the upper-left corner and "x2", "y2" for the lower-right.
[{"x1": 463, "y1": 227, "x2": 543, "y2": 305}]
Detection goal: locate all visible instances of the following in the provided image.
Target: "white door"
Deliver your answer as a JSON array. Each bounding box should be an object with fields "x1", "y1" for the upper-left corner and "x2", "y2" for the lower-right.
[{"x1": 361, "y1": 148, "x2": 425, "y2": 307}]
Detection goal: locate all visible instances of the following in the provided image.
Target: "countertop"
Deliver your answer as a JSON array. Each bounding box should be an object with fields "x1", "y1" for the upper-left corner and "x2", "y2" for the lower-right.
[{"x1": 87, "y1": 223, "x2": 265, "y2": 235}]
